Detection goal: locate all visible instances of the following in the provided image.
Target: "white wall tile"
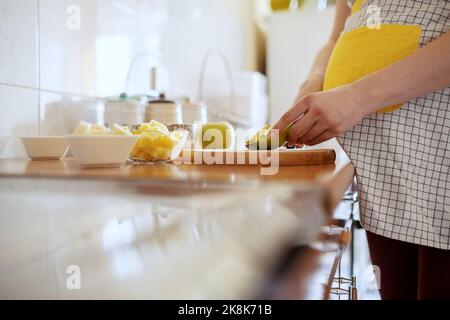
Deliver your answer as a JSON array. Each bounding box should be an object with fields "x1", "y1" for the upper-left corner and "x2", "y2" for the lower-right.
[
  {"x1": 0, "y1": 0, "x2": 259, "y2": 161},
  {"x1": 39, "y1": 0, "x2": 97, "y2": 96},
  {"x1": 163, "y1": 0, "x2": 255, "y2": 98},
  {"x1": 95, "y1": 0, "x2": 136, "y2": 97},
  {"x1": 126, "y1": 0, "x2": 167, "y2": 95},
  {"x1": 95, "y1": 0, "x2": 165, "y2": 97},
  {"x1": 0, "y1": 85, "x2": 39, "y2": 159},
  {"x1": 0, "y1": 0, "x2": 38, "y2": 88}
]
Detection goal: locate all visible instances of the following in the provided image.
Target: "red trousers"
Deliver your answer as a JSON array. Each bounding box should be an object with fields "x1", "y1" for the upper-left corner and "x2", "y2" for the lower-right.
[{"x1": 366, "y1": 232, "x2": 450, "y2": 300}]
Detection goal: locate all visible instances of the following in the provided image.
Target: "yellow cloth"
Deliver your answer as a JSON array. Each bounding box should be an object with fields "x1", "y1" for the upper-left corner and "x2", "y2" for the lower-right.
[
  {"x1": 351, "y1": 0, "x2": 365, "y2": 15},
  {"x1": 324, "y1": 24, "x2": 421, "y2": 113}
]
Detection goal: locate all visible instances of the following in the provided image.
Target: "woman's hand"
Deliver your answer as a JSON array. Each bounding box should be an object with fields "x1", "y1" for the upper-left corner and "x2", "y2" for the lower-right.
[
  {"x1": 273, "y1": 30, "x2": 450, "y2": 147},
  {"x1": 287, "y1": 75, "x2": 324, "y2": 147},
  {"x1": 273, "y1": 85, "x2": 367, "y2": 146}
]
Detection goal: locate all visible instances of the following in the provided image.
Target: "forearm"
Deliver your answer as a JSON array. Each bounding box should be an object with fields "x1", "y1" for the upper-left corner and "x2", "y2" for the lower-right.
[
  {"x1": 304, "y1": 0, "x2": 350, "y2": 83},
  {"x1": 306, "y1": 40, "x2": 337, "y2": 81},
  {"x1": 351, "y1": 31, "x2": 450, "y2": 115}
]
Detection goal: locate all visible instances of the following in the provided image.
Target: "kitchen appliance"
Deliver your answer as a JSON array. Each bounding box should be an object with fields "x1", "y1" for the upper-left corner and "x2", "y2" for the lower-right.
[
  {"x1": 145, "y1": 93, "x2": 182, "y2": 125},
  {"x1": 198, "y1": 50, "x2": 268, "y2": 129}
]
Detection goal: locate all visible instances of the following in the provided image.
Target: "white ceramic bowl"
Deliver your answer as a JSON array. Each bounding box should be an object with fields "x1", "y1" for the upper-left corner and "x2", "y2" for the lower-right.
[
  {"x1": 0, "y1": 137, "x2": 10, "y2": 158},
  {"x1": 20, "y1": 137, "x2": 69, "y2": 160},
  {"x1": 66, "y1": 135, "x2": 138, "y2": 168}
]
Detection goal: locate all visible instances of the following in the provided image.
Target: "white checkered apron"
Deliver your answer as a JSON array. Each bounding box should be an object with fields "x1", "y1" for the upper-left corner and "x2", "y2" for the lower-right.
[{"x1": 339, "y1": 0, "x2": 450, "y2": 249}]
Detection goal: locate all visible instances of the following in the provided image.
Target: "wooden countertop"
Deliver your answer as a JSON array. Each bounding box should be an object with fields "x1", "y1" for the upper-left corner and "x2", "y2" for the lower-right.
[{"x1": 0, "y1": 145, "x2": 354, "y2": 213}]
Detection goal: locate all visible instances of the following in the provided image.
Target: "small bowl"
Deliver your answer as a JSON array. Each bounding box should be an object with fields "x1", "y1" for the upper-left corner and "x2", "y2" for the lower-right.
[
  {"x1": 66, "y1": 135, "x2": 138, "y2": 168},
  {"x1": 0, "y1": 137, "x2": 10, "y2": 158},
  {"x1": 20, "y1": 137, "x2": 69, "y2": 160},
  {"x1": 130, "y1": 130, "x2": 189, "y2": 164}
]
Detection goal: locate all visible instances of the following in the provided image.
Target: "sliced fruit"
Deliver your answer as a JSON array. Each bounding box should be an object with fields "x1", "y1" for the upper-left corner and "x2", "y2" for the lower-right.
[
  {"x1": 112, "y1": 124, "x2": 131, "y2": 136},
  {"x1": 73, "y1": 121, "x2": 92, "y2": 135},
  {"x1": 245, "y1": 124, "x2": 271, "y2": 150},
  {"x1": 246, "y1": 123, "x2": 294, "y2": 150},
  {"x1": 89, "y1": 124, "x2": 111, "y2": 135},
  {"x1": 139, "y1": 120, "x2": 170, "y2": 136}
]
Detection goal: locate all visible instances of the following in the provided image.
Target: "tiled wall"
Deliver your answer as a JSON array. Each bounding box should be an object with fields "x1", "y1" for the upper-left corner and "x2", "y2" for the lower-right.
[{"x1": 0, "y1": 0, "x2": 256, "y2": 158}]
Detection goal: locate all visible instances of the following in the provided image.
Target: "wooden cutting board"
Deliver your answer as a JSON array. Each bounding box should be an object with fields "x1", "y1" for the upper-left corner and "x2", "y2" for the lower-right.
[{"x1": 181, "y1": 149, "x2": 336, "y2": 166}]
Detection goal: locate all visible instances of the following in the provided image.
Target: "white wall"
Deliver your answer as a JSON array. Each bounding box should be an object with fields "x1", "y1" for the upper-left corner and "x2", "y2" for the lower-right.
[
  {"x1": 267, "y1": 4, "x2": 335, "y2": 123},
  {"x1": 163, "y1": 0, "x2": 257, "y2": 98},
  {"x1": 0, "y1": 0, "x2": 258, "y2": 158}
]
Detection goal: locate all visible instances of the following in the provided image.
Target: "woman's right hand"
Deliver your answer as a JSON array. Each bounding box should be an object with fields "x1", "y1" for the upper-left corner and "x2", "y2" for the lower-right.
[{"x1": 288, "y1": 75, "x2": 324, "y2": 147}]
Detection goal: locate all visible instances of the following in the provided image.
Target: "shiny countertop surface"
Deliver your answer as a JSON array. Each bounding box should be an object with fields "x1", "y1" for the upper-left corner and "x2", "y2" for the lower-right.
[
  {"x1": 0, "y1": 142, "x2": 354, "y2": 299},
  {"x1": 0, "y1": 143, "x2": 354, "y2": 212},
  {"x1": 0, "y1": 144, "x2": 350, "y2": 184},
  {"x1": 0, "y1": 157, "x2": 337, "y2": 183}
]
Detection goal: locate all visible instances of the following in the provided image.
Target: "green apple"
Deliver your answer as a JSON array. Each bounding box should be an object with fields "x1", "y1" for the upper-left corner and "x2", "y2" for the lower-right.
[{"x1": 201, "y1": 122, "x2": 235, "y2": 149}]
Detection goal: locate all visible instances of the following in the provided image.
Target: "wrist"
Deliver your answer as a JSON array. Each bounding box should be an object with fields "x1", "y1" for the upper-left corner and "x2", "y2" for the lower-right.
[
  {"x1": 299, "y1": 74, "x2": 324, "y2": 93},
  {"x1": 346, "y1": 79, "x2": 380, "y2": 116}
]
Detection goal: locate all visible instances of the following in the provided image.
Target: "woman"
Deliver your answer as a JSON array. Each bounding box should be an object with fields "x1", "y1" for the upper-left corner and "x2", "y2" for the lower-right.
[{"x1": 274, "y1": 0, "x2": 450, "y2": 299}]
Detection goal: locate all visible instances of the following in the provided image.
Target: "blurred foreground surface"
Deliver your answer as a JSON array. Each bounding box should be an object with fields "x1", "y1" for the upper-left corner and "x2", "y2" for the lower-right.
[{"x1": 0, "y1": 174, "x2": 325, "y2": 299}]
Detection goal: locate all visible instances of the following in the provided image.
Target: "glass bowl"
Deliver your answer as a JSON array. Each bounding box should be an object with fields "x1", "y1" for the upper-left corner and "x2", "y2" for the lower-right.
[{"x1": 130, "y1": 129, "x2": 188, "y2": 164}]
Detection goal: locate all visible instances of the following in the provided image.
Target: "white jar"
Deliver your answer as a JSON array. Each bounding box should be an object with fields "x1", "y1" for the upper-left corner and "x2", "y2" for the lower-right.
[
  {"x1": 182, "y1": 98, "x2": 207, "y2": 125},
  {"x1": 43, "y1": 98, "x2": 101, "y2": 135},
  {"x1": 145, "y1": 93, "x2": 182, "y2": 125},
  {"x1": 104, "y1": 99, "x2": 143, "y2": 128}
]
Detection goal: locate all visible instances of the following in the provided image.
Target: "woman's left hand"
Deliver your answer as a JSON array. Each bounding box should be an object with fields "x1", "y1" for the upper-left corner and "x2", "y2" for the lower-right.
[{"x1": 272, "y1": 85, "x2": 368, "y2": 146}]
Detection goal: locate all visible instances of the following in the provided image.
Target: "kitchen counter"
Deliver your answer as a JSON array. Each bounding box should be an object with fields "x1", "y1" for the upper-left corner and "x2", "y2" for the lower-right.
[
  {"x1": 0, "y1": 144, "x2": 354, "y2": 213},
  {"x1": 0, "y1": 144, "x2": 354, "y2": 300}
]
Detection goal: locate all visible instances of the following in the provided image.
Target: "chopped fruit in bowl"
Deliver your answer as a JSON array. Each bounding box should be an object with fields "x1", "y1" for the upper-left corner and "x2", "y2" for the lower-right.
[
  {"x1": 135, "y1": 120, "x2": 170, "y2": 136},
  {"x1": 66, "y1": 122, "x2": 137, "y2": 168},
  {"x1": 112, "y1": 124, "x2": 132, "y2": 136},
  {"x1": 72, "y1": 121, "x2": 92, "y2": 135},
  {"x1": 72, "y1": 122, "x2": 132, "y2": 136},
  {"x1": 130, "y1": 121, "x2": 188, "y2": 163}
]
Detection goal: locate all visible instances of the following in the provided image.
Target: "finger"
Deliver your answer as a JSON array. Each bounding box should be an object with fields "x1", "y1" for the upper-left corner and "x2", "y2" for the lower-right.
[
  {"x1": 287, "y1": 114, "x2": 317, "y2": 146},
  {"x1": 297, "y1": 121, "x2": 329, "y2": 145},
  {"x1": 272, "y1": 97, "x2": 311, "y2": 131},
  {"x1": 304, "y1": 131, "x2": 336, "y2": 146}
]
